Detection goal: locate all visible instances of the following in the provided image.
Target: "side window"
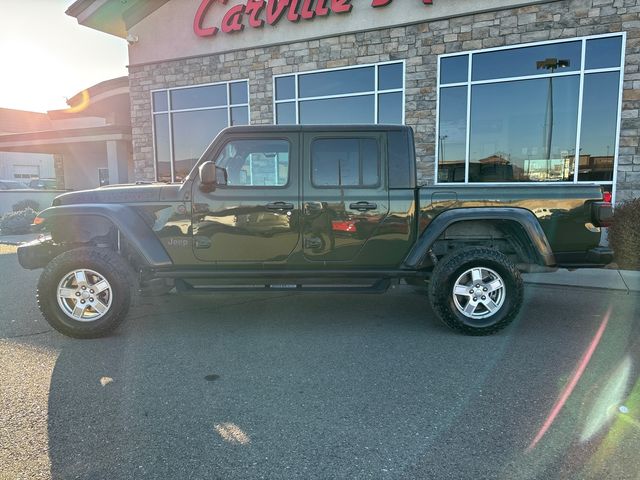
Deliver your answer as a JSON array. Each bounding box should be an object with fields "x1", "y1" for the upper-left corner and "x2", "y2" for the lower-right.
[
  {"x1": 311, "y1": 138, "x2": 380, "y2": 188},
  {"x1": 214, "y1": 139, "x2": 289, "y2": 187}
]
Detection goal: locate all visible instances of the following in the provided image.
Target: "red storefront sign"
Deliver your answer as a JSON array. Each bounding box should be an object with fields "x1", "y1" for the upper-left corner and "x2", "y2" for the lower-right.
[{"x1": 194, "y1": 0, "x2": 433, "y2": 37}]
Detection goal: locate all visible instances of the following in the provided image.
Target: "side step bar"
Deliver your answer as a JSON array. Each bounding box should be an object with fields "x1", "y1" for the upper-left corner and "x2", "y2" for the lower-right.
[
  {"x1": 174, "y1": 278, "x2": 393, "y2": 294},
  {"x1": 153, "y1": 269, "x2": 427, "y2": 279}
]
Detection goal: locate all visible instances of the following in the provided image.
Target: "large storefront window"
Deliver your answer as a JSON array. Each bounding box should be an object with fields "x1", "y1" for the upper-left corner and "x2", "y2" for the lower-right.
[
  {"x1": 436, "y1": 34, "x2": 624, "y2": 188},
  {"x1": 152, "y1": 81, "x2": 249, "y2": 182},
  {"x1": 273, "y1": 61, "x2": 404, "y2": 125}
]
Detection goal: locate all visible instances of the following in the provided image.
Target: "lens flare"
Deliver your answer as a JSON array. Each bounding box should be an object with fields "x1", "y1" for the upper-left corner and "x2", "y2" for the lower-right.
[
  {"x1": 580, "y1": 356, "x2": 632, "y2": 442},
  {"x1": 64, "y1": 89, "x2": 91, "y2": 113},
  {"x1": 527, "y1": 306, "x2": 612, "y2": 451}
]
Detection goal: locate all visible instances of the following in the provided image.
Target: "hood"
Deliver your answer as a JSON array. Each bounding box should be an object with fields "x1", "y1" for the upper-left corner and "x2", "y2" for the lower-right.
[{"x1": 52, "y1": 183, "x2": 185, "y2": 206}]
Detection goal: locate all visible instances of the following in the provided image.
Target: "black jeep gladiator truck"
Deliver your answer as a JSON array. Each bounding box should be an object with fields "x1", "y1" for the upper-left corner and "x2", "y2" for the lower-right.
[{"x1": 18, "y1": 125, "x2": 613, "y2": 338}]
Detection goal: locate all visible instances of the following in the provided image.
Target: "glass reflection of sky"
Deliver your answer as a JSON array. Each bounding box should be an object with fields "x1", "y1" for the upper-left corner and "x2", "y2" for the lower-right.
[
  {"x1": 472, "y1": 41, "x2": 581, "y2": 81},
  {"x1": 300, "y1": 95, "x2": 375, "y2": 124},
  {"x1": 299, "y1": 67, "x2": 375, "y2": 98},
  {"x1": 154, "y1": 114, "x2": 171, "y2": 181},
  {"x1": 437, "y1": 36, "x2": 623, "y2": 184},
  {"x1": 438, "y1": 86, "x2": 467, "y2": 164},
  {"x1": 585, "y1": 37, "x2": 623, "y2": 70},
  {"x1": 378, "y1": 92, "x2": 403, "y2": 124},
  {"x1": 470, "y1": 76, "x2": 579, "y2": 162},
  {"x1": 580, "y1": 72, "x2": 620, "y2": 158},
  {"x1": 171, "y1": 84, "x2": 227, "y2": 110},
  {"x1": 172, "y1": 109, "x2": 228, "y2": 177}
]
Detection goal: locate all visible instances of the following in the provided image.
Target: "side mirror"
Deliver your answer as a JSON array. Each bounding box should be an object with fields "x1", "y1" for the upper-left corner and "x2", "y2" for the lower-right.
[
  {"x1": 198, "y1": 161, "x2": 227, "y2": 192},
  {"x1": 199, "y1": 161, "x2": 216, "y2": 186}
]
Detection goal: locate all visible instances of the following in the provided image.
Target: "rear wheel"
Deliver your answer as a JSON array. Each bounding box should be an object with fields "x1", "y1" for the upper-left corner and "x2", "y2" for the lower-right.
[
  {"x1": 428, "y1": 247, "x2": 523, "y2": 335},
  {"x1": 37, "y1": 247, "x2": 133, "y2": 338}
]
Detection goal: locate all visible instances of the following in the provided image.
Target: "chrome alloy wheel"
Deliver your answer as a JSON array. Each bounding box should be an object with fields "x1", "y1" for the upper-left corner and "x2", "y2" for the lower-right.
[
  {"x1": 452, "y1": 267, "x2": 506, "y2": 320},
  {"x1": 56, "y1": 269, "x2": 113, "y2": 322}
]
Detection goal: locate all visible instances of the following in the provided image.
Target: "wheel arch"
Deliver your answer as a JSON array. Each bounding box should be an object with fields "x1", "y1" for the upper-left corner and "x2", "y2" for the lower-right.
[
  {"x1": 37, "y1": 204, "x2": 172, "y2": 268},
  {"x1": 404, "y1": 207, "x2": 556, "y2": 269}
]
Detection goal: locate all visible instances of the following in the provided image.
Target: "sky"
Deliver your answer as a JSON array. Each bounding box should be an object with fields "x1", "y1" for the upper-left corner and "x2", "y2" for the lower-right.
[{"x1": 0, "y1": 0, "x2": 128, "y2": 112}]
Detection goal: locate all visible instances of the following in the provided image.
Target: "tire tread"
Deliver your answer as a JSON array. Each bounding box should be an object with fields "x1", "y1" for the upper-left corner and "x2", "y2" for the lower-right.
[
  {"x1": 428, "y1": 247, "x2": 524, "y2": 336},
  {"x1": 37, "y1": 247, "x2": 133, "y2": 339}
]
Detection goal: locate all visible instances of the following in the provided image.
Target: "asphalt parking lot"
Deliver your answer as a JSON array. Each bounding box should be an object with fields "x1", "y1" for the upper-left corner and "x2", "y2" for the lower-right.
[{"x1": 1, "y1": 244, "x2": 639, "y2": 480}]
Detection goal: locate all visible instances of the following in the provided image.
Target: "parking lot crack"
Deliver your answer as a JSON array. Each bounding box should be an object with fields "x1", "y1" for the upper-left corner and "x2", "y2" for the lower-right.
[{"x1": 2, "y1": 329, "x2": 53, "y2": 339}]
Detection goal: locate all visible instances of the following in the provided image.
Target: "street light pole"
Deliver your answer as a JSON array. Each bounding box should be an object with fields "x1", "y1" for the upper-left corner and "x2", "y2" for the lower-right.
[{"x1": 536, "y1": 58, "x2": 570, "y2": 179}]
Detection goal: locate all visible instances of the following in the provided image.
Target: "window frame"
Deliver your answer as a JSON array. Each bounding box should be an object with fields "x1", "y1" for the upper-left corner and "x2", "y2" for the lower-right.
[
  {"x1": 272, "y1": 60, "x2": 406, "y2": 125},
  {"x1": 435, "y1": 32, "x2": 626, "y2": 202},
  {"x1": 309, "y1": 136, "x2": 382, "y2": 189},
  {"x1": 151, "y1": 79, "x2": 250, "y2": 183}
]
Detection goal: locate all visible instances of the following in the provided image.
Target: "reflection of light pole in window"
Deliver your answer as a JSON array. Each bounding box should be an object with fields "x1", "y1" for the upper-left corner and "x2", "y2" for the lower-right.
[
  {"x1": 439, "y1": 135, "x2": 448, "y2": 164},
  {"x1": 536, "y1": 58, "x2": 570, "y2": 179}
]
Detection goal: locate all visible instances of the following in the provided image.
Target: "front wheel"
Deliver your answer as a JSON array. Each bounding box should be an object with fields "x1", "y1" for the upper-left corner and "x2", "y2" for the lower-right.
[
  {"x1": 428, "y1": 247, "x2": 524, "y2": 336},
  {"x1": 37, "y1": 247, "x2": 133, "y2": 338}
]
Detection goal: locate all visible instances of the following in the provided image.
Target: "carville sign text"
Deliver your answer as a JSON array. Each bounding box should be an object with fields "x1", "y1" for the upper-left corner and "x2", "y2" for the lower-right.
[{"x1": 194, "y1": 0, "x2": 434, "y2": 37}]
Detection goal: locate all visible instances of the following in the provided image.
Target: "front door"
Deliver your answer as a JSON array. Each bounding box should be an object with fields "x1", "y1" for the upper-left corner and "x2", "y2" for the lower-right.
[
  {"x1": 191, "y1": 134, "x2": 300, "y2": 263},
  {"x1": 301, "y1": 132, "x2": 389, "y2": 262}
]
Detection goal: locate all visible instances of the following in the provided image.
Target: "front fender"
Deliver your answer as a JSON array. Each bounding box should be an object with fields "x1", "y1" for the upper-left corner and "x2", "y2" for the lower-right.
[
  {"x1": 403, "y1": 207, "x2": 556, "y2": 269},
  {"x1": 35, "y1": 204, "x2": 172, "y2": 268}
]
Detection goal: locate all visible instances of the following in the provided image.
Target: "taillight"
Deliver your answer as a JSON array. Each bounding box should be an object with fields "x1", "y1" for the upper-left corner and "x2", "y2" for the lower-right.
[
  {"x1": 591, "y1": 202, "x2": 613, "y2": 228},
  {"x1": 603, "y1": 191, "x2": 612, "y2": 203}
]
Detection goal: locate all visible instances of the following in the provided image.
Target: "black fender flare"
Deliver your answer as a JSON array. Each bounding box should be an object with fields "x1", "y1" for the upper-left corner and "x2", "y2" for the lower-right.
[
  {"x1": 36, "y1": 204, "x2": 173, "y2": 267},
  {"x1": 403, "y1": 207, "x2": 556, "y2": 269}
]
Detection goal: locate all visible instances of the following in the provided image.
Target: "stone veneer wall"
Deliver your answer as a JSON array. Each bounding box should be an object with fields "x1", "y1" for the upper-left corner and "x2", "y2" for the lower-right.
[{"x1": 128, "y1": 0, "x2": 640, "y2": 200}]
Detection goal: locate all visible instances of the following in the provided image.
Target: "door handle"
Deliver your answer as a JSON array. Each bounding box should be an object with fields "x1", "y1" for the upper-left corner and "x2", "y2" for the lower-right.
[
  {"x1": 266, "y1": 201, "x2": 294, "y2": 211},
  {"x1": 193, "y1": 236, "x2": 212, "y2": 249},
  {"x1": 349, "y1": 201, "x2": 377, "y2": 211}
]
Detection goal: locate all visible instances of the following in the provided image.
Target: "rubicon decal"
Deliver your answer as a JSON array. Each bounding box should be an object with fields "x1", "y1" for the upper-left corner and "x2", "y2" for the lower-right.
[{"x1": 194, "y1": 0, "x2": 433, "y2": 37}]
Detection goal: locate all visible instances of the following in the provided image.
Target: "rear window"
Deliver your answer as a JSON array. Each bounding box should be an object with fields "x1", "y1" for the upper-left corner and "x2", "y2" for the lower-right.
[
  {"x1": 310, "y1": 138, "x2": 380, "y2": 188},
  {"x1": 387, "y1": 129, "x2": 415, "y2": 189}
]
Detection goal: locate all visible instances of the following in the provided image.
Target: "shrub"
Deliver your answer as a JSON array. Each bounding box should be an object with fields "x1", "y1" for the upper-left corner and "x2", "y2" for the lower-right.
[
  {"x1": 608, "y1": 198, "x2": 640, "y2": 270},
  {"x1": 0, "y1": 208, "x2": 37, "y2": 235},
  {"x1": 12, "y1": 199, "x2": 40, "y2": 212}
]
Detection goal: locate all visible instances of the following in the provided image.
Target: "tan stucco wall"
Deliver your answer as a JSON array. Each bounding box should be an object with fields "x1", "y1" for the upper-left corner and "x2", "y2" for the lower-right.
[
  {"x1": 61, "y1": 144, "x2": 108, "y2": 191},
  {"x1": 128, "y1": 0, "x2": 548, "y2": 65}
]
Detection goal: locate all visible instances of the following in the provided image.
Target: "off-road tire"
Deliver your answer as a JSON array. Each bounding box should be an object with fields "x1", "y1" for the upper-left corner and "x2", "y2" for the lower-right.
[
  {"x1": 428, "y1": 247, "x2": 524, "y2": 336},
  {"x1": 37, "y1": 247, "x2": 133, "y2": 339}
]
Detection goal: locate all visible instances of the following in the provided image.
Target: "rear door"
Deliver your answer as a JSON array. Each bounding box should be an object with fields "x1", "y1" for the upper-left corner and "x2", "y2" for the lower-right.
[{"x1": 301, "y1": 132, "x2": 389, "y2": 262}]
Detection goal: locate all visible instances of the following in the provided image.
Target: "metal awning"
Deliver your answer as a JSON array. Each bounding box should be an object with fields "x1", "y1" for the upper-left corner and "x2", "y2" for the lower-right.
[{"x1": 66, "y1": 0, "x2": 170, "y2": 37}]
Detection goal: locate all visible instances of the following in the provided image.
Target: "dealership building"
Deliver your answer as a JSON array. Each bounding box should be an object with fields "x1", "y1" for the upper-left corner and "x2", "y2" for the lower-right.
[{"x1": 67, "y1": 0, "x2": 639, "y2": 202}]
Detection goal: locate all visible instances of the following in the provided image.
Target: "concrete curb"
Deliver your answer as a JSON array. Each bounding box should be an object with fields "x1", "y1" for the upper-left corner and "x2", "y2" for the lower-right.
[{"x1": 523, "y1": 268, "x2": 640, "y2": 293}]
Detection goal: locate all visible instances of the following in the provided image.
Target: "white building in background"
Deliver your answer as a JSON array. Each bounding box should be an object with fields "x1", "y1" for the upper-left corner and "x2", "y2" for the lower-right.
[
  {"x1": 0, "y1": 151, "x2": 55, "y2": 181},
  {"x1": 0, "y1": 78, "x2": 132, "y2": 191},
  {"x1": 0, "y1": 108, "x2": 55, "y2": 182}
]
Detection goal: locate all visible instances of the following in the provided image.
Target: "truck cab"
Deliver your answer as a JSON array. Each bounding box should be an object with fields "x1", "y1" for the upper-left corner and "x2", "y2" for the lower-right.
[{"x1": 189, "y1": 125, "x2": 411, "y2": 267}]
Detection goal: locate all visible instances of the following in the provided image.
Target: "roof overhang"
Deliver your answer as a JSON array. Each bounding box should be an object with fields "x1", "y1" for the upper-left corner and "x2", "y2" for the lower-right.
[
  {"x1": 48, "y1": 76, "x2": 131, "y2": 120},
  {"x1": 0, "y1": 125, "x2": 132, "y2": 154},
  {"x1": 66, "y1": 0, "x2": 170, "y2": 37}
]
